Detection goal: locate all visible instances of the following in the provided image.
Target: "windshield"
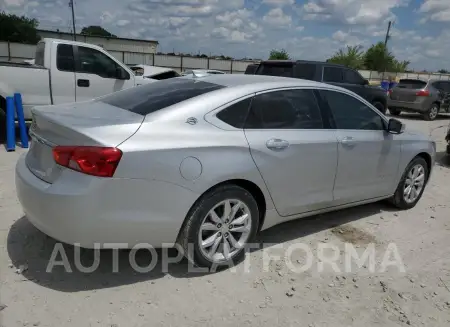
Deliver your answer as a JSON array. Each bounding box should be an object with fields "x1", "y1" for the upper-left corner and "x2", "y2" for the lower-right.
[{"x1": 96, "y1": 78, "x2": 224, "y2": 115}]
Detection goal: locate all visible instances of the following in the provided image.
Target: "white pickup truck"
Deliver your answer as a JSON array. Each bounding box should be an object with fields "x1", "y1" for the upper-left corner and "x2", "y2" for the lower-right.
[{"x1": 0, "y1": 38, "x2": 151, "y2": 122}]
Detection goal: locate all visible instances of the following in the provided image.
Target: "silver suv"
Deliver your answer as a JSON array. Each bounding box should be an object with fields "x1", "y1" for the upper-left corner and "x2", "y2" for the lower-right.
[{"x1": 388, "y1": 78, "x2": 450, "y2": 121}]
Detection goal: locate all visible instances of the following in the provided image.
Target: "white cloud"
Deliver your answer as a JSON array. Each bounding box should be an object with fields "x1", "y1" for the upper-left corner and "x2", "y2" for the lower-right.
[
  {"x1": 419, "y1": 0, "x2": 450, "y2": 22},
  {"x1": 3, "y1": 0, "x2": 24, "y2": 6},
  {"x1": 262, "y1": 0, "x2": 295, "y2": 6},
  {"x1": 116, "y1": 20, "x2": 130, "y2": 27},
  {"x1": 302, "y1": 0, "x2": 408, "y2": 25},
  {"x1": 263, "y1": 8, "x2": 292, "y2": 26}
]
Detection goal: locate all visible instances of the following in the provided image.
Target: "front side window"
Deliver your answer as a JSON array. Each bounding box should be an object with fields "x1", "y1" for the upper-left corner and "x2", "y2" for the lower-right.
[
  {"x1": 319, "y1": 90, "x2": 384, "y2": 130},
  {"x1": 245, "y1": 89, "x2": 323, "y2": 129},
  {"x1": 77, "y1": 46, "x2": 128, "y2": 79},
  {"x1": 323, "y1": 67, "x2": 343, "y2": 83},
  {"x1": 97, "y1": 78, "x2": 224, "y2": 115}
]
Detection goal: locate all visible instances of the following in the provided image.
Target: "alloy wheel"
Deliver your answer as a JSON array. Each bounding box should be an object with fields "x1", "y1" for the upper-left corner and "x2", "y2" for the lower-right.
[
  {"x1": 403, "y1": 164, "x2": 425, "y2": 204},
  {"x1": 198, "y1": 199, "x2": 252, "y2": 263}
]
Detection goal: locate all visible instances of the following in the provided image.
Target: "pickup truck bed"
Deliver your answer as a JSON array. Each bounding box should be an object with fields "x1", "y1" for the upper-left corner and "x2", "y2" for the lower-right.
[{"x1": 0, "y1": 63, "x2": 51, "y2": 119}]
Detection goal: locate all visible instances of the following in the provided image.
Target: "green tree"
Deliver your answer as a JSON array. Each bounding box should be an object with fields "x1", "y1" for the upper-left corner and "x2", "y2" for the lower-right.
[
  {"x1": 391, "y1": 59, "x2": 410, "y2": 73},
  {"x1": 0, "y1": 11, "x2": 41, "y2": 44},
  {"x1": 364, "y1": 42, "x2": 395, "y2": 72},
  {"x1": 81, "y1": 25, "x2": 117, "y2": 37},
  {"x1": 326, "y1": 45, "x2": 364, "y2": 69},
  {"x1": 438, "y1": 69, "x2": 449, "y2": 74},
  {"x1": 269, "y1": 49, "x2": 290, "y2": 60}
]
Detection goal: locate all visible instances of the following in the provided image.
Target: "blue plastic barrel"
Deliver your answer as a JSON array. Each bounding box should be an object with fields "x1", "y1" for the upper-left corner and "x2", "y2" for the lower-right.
[
  {"x1": 389, "y1": 82, "x2": 398, "y2": 90},
  {"x1": 380, "y1": 80, "x2": 390, "y2": 91}
]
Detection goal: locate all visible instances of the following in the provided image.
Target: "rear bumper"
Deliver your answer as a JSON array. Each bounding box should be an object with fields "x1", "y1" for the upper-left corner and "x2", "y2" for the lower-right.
[
  {"x1": 15, "y1": 154, "x2": 199, "y2": 248},
  {"x1": 387, "y1": 99, "x2": 428, "y2": 113}
]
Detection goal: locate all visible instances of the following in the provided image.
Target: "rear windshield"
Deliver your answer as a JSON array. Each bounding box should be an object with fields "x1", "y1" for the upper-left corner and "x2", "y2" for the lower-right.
[
  {"x1": 97, "y1": 78, "x2": 224, "y2": 115},
  {"x1": 35, "y1": 42, "x2": 45, "y2": 66},
  {"x1": 256, "y1": 63, "x2": 293, "y2": 77},
  {"x1": 397, "y1": 79, "x2": 427, "y2": 89}
]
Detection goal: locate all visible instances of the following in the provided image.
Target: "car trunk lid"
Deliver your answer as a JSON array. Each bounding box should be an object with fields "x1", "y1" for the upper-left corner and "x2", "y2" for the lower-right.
[
  {"x1": 26, "y1": 101, "x2": 144, "y2": 183},
  {"x1": 389, "y1": 79, "x2": 429, "y2": 103}
]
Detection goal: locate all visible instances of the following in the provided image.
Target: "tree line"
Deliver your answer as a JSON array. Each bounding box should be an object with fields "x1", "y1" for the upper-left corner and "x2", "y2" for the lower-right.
[{"x1": 269, "y1": 43, "x2": 413, "y2": 73}]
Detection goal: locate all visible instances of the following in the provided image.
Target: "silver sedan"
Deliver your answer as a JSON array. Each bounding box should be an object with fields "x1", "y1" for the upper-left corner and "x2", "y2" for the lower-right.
[{"x1": 15, "y1": 75, "x2": 436, "y2": 267}]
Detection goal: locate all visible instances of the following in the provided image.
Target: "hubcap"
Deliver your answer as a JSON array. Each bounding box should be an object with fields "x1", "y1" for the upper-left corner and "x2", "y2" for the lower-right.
[
  {"x1": 430, "y1": 106, "x2": 438, "y2": 119},
  {"x1": 198, "y1": 199, "x2": 252, "y2": 263},
  {"x1": 403, "y1": 164, "x2": 425, "y2": 203}
]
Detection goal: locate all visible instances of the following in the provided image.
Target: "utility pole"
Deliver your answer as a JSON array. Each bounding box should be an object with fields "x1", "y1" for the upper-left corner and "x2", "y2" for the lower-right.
[
  {"x1": 384, "y1": 21, "x2": 392, "y2": 47},
  {"x1": 69, "y1": 0, "x2": 76, "y2": 41}
]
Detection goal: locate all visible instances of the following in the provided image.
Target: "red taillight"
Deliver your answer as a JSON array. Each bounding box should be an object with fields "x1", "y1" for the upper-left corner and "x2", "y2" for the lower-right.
[
  {"x1": 52, "y1": 146, "x2": 122, "y2": 177},
  {"x1": 416, "y1": 89, "x2": 430, "y2": 97}
]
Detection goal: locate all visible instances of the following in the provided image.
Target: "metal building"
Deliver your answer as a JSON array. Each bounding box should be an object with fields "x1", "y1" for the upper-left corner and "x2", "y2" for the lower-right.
[{"x1": 37, "y1": 29, "x2": 158, "y2": 54}]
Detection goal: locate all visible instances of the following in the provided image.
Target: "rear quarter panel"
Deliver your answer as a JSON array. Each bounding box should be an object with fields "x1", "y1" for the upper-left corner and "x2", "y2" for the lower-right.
[{"x1": 115, "y1": 118, "x2": 276, "y2": 211}]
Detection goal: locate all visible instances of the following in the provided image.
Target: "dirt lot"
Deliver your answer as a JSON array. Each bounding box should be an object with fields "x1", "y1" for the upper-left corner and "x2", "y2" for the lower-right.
[{"x1": 1, "y1": 114, "x2": 450, "y2": 327}]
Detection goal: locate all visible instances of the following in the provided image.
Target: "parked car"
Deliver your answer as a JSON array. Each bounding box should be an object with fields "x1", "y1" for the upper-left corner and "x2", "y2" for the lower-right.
[
  {"x1": 250, "y1": 60, "x2": 388, "y2": 114},
  {"x1": 388, "y1": 78, "x2": 450, "y2": 121},
  {"x1": 244, "y1": 63, "x2": 259, "y2": 75},
  {"x1": 181, "y1": 69, "x2": 225, "y2": 77},
  {"x1": 129, "y1": 65, "x2": 180, "y2": 84},
  {"x1": 0, "y1": 38, "x2": 153, "y2": 123},
  {"x1": 16, "y1": 75, "x2": 435, "y2": 268}
]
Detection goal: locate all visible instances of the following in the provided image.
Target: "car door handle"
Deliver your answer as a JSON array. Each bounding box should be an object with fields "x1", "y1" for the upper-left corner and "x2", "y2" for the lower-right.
[
  {"x1": 340, "y1": 136, "x2": 355, "y2": 147},
  {"x1": 266, "y1": 138, "x2": 290, "y2": 151},
  {"x1": 77, "y1": 79, "x2": 90, "y2": 87}
]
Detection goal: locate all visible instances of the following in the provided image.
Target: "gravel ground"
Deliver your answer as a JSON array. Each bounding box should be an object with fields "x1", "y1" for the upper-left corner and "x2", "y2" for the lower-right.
[{"x1": 1, "y1": 113, "x2": 450, "y2": 327}]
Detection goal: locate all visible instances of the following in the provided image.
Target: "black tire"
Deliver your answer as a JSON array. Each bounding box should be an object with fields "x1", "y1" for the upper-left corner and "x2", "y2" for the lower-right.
[
  {"x1": 389, "y1": 108, "x2": 401, "y2": 116},
  {"x1": 177, "y1": 184, "x2": 260, "y2": 268},
  {"x1": 422, "y1": 103, "x2": 439, "y2": 121},
  {"x1": 389, "y1": 156, "x2": 429, "y2": 210},
  {"x1": 373, "y1": 101, "x2": 386, "y2": 114}
]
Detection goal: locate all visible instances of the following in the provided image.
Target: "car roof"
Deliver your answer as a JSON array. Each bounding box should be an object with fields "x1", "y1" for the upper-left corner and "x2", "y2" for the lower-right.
[{"x1": 189, "y1": 74, "x2": 339, "y2": 91}]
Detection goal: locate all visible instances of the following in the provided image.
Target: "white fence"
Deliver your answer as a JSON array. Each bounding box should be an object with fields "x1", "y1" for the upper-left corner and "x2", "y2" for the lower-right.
[
  {"x1": 0, "y1": 41, "x2": 256, "y2": 74},
  {"x1": 2, "y1": 41, "x2": 450, "y2": 80}
]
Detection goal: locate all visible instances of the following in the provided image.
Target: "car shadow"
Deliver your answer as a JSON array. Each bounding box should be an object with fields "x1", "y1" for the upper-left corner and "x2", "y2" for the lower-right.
[
  {"x1": 7, "y1": 201, "x2": 396, "y2": 293},
  {"x1": 436, "y1": 151, "x2": 450, "y2": 167}
]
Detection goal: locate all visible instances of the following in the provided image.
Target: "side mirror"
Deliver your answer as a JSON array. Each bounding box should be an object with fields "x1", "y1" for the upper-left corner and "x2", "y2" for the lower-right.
[
  {"x1": 387, "y1": 118, "x2": 405, "y2": 134},
  {"x1": 363, "y1": 79, "x2": 369, "y2": 85}
]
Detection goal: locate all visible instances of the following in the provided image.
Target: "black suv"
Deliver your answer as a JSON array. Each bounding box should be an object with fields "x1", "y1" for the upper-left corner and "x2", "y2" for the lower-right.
[{"x1": 250, "y1": 60, "x2": 388, "y2": 114}]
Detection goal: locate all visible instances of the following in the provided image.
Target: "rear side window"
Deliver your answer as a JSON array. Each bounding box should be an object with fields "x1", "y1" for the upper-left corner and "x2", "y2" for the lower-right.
[
  {"x1": 216, "y1": 98, "x2": 252, "y2": 128},
  {"x1": 245, "y1": 64, "x2": 258, "y2": 75},
  {"x1": 245, "y1": 89, "x2": 323, "y2": 129},
  {"x1": 56, "y1": 44, "x2": 75, "y2": 72},
  {"x1": 397, "y1": 79, "x2": 427, "y2": 89},
  {"x1": 343, "y1": 69, "x2": 364, "y2": 84},
  {"x1": 149, "y1": 71, "x2": 180, "y2": 80},
  {"x1": 35, "y1": 42, "x2": 45, "y2": 66},
  {"x1": 97, "y1": 78, "x2": 224, "y2": 115},
  {"x1": 294, "y1": 63, "x2": 316, "y2": 80},
  {"x1": 256, "y1": 63, "x2": 293, "y2": 77},
  {"x1": 323, "y1": 67, "x2": 343, "y2": 83}
]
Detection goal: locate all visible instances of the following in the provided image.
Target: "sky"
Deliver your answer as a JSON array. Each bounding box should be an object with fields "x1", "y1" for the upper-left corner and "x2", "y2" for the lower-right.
[{"x1": 1, "y1": 0, "x2": 450, "y2": 71}]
